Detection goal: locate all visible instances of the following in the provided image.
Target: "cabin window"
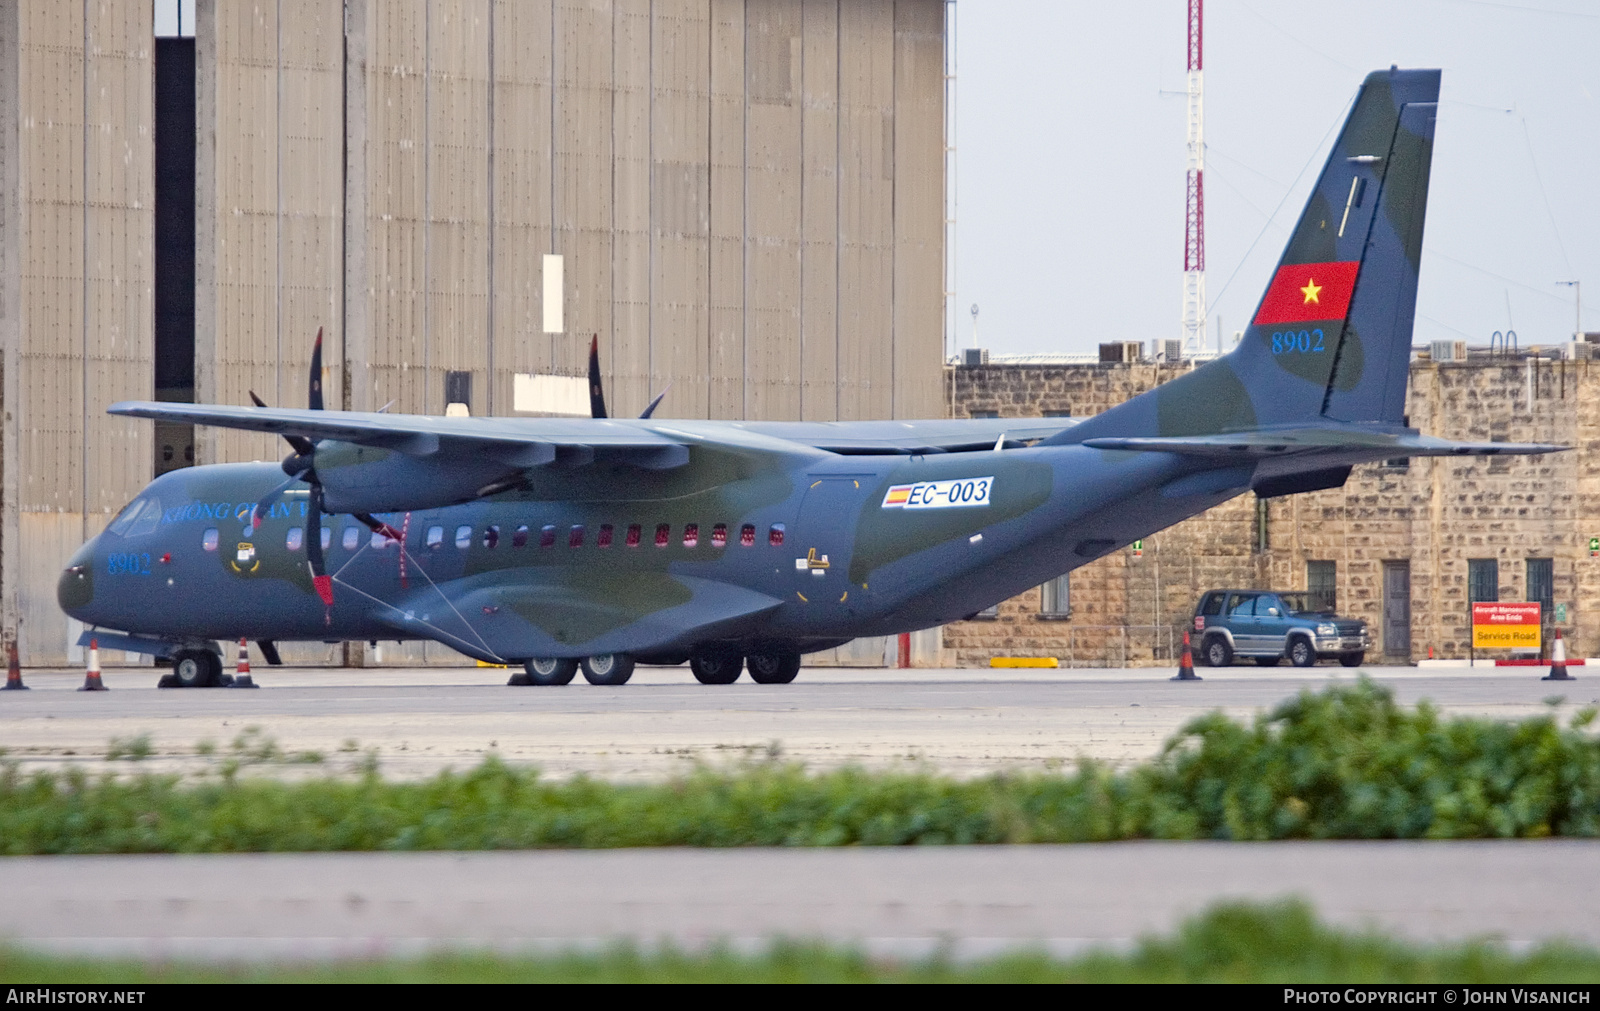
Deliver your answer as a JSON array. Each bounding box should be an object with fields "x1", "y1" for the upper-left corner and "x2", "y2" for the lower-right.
[
  {"x1": 320, "y1": 527, "x2": 332, "y2": 551},
  {"x1": 286, "y1": 527, "x2": 304, "y2": 552},
  {"x1": 540, "y1": 525, "x2": 557, "y2": 548},
  {"x1": 344, "y1": 527, "x2": 362, "y2": 551},
  {"x1": 202, "y1": 527, "x2": 219, "y2": 551},
  {"x1": 569, "y1": 525, "x2": 585, "y2": 548},
  {"x1": 370, "y1": 529, "x2": 391, "y2": 550},
  {"x1": 483, "y1": 526, "x2": 500, "y2": 549},
  {"x1": 655, "y1": 524, "x2": 671, "y2": 548},
  {"x1": 711, "y1": 523, "x2": 727, "y2": 548},
  {"x1": 769, "y1": 523, "x2": 785, "y2": 547},
  {"x1": 740, "y1": 524, "x2": 755, "y2": 547},
  {"x1": 682, "y1": 523, "x2": 699, "y2": 548},
  {"x1": 425, "y1": 526, "x2": 444, "y2": 550},
  {"x1": 454, "y1": 525, "x2": 472, "y2": 549},
  {"x1": 626, "y1": 523, "x2": 642, "y2": 548},
  {"x1": 512, "y1": 525, "x2": 529, "y2": 548},
  {"x1": 597, "y1": 524, "x2": 614, "y2": 548}
]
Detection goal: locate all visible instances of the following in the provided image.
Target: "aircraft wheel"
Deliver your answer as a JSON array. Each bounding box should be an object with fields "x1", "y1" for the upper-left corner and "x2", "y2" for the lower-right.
[
  {"x1": 1289, "y1": 637, "x2": 1317, "y2": 668},
  {"x1": 689, "y1": 650, "x2": 743, "y2": 685},
  {"x1": 746, "y1": 650, "x2": 801, "y2": 684},
  {"x1": 171, "y1": 649, "x2": 222, "y2": 688},
  {"x1": 1202, "y1": 636, "x2": 1233, "y2": 668},
  {"x1": 511, "y1": 657, "x2": 578, "y2": 686},
  {"x1": 581, "y1": 653, "x2": 635, "y2": 686}
]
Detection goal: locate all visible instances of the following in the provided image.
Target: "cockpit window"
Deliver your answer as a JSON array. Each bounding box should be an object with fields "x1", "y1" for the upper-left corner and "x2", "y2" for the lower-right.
[{"x1": 107, "y1": 497, "x2": 155, "y2": 537}]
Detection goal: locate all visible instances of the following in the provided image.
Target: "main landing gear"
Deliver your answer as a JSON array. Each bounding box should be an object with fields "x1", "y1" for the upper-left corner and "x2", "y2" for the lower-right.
[
  {"x1": 160, "y1": 648, "x2": 227, "y2": 688},
  {"x1": 508, "y1": 647, "x2": 802, "y2": 686}
]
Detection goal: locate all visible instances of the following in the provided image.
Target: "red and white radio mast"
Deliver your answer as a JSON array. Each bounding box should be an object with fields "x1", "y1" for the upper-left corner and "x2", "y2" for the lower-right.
[{"x1": 1182, "y1": 0, "x2": 1206, "y2": 355}]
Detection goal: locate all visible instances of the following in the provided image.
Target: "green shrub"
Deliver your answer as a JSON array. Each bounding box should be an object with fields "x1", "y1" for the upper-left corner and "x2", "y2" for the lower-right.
[{"x1": 2, "y1": 679, "x2": 1597, "y2": 853}]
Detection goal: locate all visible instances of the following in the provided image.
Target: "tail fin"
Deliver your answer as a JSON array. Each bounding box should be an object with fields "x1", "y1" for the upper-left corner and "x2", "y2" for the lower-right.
[{"x1": 1060, "y1": 67, "x2": 1439, "y2": 443}]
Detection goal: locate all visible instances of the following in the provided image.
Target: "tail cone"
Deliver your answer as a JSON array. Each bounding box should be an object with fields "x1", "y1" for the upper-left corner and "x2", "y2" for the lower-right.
[
  {"x1": 232, "y1": 637, "x2": 259, "y2": 689},
  {"x1": 78, "y1": 637, "x2": 108, "y2": 691},
  {"x1": 1543, "y1": 629, "x2": 1575, "y2": 681},
  {"x1": 2, "y1": 641, "x2": 26, "y2": 690},
  {"x1": 1172, "y1": 630, "x2": 1202, "y2": 681}
]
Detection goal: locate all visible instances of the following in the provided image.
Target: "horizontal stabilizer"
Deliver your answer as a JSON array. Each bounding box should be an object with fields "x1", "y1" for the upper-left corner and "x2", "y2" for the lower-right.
[{"x1": 1083, "y1": 428, "x2": 1564, "y2": 459}]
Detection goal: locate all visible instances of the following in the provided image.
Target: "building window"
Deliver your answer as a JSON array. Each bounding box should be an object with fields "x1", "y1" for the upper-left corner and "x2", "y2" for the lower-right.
[
  {"x1": 1040, "y1": 574, "x2": 1070, "y2": 616},
  {"x1": 1468, "y1": 559, "x2": 1499, "y2": 604},
  {"x1": 1254, "y1": 495, "x2": 1270, "y2": 552},
  {"x1": 1042, "y1": 409, "x2": 1072, "y2": 418},
  {"x1": 1527, "y1": 558, "x2": 1554, "y2": 617},
  {"x1": 1307, "y1": 560, "x2": 1336, "y2": 612},
  {"x1": 971, "y1": 409, "x2": 998, "y2": 419}
]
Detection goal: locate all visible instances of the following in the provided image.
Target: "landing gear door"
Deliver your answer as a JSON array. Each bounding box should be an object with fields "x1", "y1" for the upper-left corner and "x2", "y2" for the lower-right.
[{"x1": 792, "y1": 477, "x2": 870, "y2": 606}]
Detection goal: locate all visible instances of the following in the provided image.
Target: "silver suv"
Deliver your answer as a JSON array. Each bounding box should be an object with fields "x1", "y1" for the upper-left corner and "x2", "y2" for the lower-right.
[{"x1": 1192, "y1": 590, "x2": 1369, "y2": 668}]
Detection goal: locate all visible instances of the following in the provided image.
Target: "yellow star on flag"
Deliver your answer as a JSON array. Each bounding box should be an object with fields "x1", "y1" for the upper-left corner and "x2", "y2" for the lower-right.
[{"x1": 1301, "y1": 278, "x2": 1323, "y2": 305}]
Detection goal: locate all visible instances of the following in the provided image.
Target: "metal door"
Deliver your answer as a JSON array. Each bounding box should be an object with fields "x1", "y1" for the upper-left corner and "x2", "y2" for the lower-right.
[
  {"x1": 1383, "y1": 561, "x2": 1411, "y2": 657},
  {"x1": 793, "y1": 477, "x2": 870, "y2": 614}
]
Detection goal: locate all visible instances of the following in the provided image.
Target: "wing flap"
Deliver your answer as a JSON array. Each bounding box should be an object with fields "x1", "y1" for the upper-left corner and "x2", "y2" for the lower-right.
[{"x1": 1082, "y1": 428, "x2": 1564, "y2": 458}]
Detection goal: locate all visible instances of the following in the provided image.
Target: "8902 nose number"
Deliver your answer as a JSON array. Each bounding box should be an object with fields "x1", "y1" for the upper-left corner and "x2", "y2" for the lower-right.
[{"x1": 1271, "y1": 328, "x2": 1326, "y2": 354}]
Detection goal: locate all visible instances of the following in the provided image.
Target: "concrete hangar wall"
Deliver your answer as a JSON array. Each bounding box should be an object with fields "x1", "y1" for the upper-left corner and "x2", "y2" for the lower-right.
[{"x1": 0, "y1": 0, "x2": 948, "y2": 665}]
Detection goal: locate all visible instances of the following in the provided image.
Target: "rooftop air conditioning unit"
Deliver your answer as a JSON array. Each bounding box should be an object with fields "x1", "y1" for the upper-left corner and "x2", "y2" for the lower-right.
[
  {"x1": 1098, "y1": 341, "x2": 1143, "y2": 364},
  {"x1": 1430, "y1": 340, "x2": 1467, "y2": 362},
  {"x1": 961, "y1": 347, "x2": 989, "y2": 367}
]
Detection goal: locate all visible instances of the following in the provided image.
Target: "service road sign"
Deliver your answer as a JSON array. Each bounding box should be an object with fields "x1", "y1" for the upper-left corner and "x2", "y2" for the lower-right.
[{"x1": 1472, "y1": 602, "x2": 1541, "y2": 649}]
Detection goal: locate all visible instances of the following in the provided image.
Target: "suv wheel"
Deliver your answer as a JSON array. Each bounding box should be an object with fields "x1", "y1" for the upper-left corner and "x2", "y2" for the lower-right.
[
  {"x1": 1289, "y1": 637, "x2": 1316, "y2": 668},
  {"x1": 1338, "y1": 652, "x2": 1365, "y2": 668},
  {"x1": 1203, "y1": 636, "x2": 1233, "y2": 668}
]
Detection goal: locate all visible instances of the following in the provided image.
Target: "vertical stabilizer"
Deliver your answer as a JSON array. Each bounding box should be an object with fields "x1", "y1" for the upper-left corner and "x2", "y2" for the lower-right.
[{"x1": 1056, "y1": 68, "x2": 1439, "y2": 444}]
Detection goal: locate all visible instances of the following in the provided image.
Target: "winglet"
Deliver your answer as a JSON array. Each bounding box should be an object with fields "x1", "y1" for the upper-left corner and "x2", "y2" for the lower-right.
[{"x1": 640, "y1": 384, "x2": 671, "y2": 420}]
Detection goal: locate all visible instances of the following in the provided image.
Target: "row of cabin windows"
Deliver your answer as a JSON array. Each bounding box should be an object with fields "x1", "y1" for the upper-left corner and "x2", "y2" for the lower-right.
[{"x1": 201, "y1": 523, "x2": 786, "y2": 553}]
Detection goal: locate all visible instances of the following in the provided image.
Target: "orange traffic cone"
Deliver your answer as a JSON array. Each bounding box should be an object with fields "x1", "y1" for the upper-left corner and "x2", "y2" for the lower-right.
[
  {"x1": 1543, "y1": 629, "x2": 1574, "y2": 681},
  {"x1": 1171, "y1": 630, "x2": 1202, "y2": 681},
  {"x1": 78, "y1": 637, "x2": 107, "y2": 691},
  {"x1": 231, "y1": 637, "x2": 258, "y2": 688},
  {"x1": 2, "y1": 641, "x2": 26, "y2": 690}
]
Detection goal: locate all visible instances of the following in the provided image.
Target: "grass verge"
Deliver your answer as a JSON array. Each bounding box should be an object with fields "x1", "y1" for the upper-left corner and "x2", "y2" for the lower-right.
[
  {"x1": 4, "y1": 901, "x2": 1599, "y2": 983},
  {"x1": 3, "y1": 679, "x2": 1599, "y2": 853}
]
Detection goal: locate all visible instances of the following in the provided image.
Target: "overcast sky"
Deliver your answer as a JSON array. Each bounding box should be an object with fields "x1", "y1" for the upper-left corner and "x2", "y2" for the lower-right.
[{"x1": 953, "y1": 0, "x2": 1600, "y2": 358}]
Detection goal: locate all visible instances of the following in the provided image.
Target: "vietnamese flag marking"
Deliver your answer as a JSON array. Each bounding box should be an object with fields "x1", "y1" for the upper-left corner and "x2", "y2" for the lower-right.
[{"x1": 1252, "y1": 260, "x2": 1360, "y2": 326}]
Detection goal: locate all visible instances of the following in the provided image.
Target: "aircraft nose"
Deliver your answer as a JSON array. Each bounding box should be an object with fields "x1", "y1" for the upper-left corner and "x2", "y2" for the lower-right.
[{"x1": 57, "y1": 537, "x2": 97, "y2": 618}]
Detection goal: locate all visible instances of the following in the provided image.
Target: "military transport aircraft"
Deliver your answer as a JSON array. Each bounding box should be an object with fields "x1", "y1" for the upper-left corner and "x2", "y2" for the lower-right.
[{"x1": 59, "y1": 68, "x2": 1559, "y2": 687}]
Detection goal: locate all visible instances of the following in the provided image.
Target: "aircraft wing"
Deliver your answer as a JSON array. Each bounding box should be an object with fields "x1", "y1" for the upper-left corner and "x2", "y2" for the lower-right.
[
  {"x1": 1081, "y1": 428, "x2": 1565, "y2": 458},
  {"x1": 727, "y1": 418, "x2": 1076, "y2": 454}
]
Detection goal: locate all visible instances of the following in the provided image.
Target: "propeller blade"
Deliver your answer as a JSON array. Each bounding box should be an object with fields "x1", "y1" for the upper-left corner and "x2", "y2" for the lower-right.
[
  {"x1": 249, "y1": 390, "x2": 315, "y2": 456},
  {"x1": 251, "y1": 475, "x2": 301, "y2": 531},
  {"x1": 306, "y1": 484, "x2": 333, "y2": 606},
  {"x1": 587, "y1": 334, "x2": 607, "y2": 419},
  {"x1": 639, "y1": 383, "x2": 671, "y2": 420},
  {"x1": 308, "y1": 326, "x2": 325, "y2": 412},
  {"x1": 353, "y1": 512, "x2": 404, "y2": 544}
]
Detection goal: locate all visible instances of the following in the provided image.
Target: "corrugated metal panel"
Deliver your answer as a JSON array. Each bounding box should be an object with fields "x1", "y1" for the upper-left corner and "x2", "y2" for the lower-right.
[
  {"x1": 798, "y1": 0, "x2": 837, "y2": 420},
  {"x1": 489, "y1": 0, "x2": 554, "y2": 417},
  {"x1": 745, "y1": 0, "x2": 801, "y2": 421},
  {"x1": 611, "y1": 0, "x2": 651, "y2": 416},
  {"x1": 706, "y1": 0, "x2": 743, "y2": 418},
  {"x1": 652, "y1": 0, "x2": 710, "y2": 420},
  {"x1": 427, "y1": 0, "x2": 490, "y2": 412},
  {"x1": 892, "y1": 0, "x2": 943, "y2": 419},
  {"x1": 837, "y1": 0, "x2": 893, "y2": 421}
]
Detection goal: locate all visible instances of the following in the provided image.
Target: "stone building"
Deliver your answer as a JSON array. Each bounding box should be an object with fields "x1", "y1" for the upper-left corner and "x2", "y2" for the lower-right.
[{"x1": 944, "y1": 352, "x2": 1593, "y2": 666}]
